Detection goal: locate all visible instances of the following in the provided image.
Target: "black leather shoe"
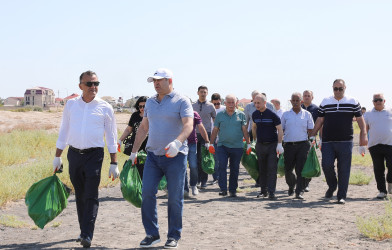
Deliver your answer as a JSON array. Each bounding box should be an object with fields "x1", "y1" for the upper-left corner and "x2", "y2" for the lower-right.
[
  {"x1": 81, "y1": 237, "x2": 91, "y2": 248},
  {"x1": 229, "y1": 192, "x2": 237, "y2": 197},
  {"x1": 288, "y1": 187, "x2": 294, "y2": 196},
  {"x1": 269, "y1": 193, "x2": 276, "y2": 200},
  {"x1": 219, "y1": 191, "x2": 227, "y2": 196},
  {"x1": 325, "y1": 189, "x2": 335, "y2": 199}
]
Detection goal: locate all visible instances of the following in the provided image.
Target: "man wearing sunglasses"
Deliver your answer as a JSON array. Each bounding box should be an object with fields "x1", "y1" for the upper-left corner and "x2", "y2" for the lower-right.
[
  {"x1": 52, "y1": 70, "x2": 119, "y2": 248},
  {"x1": 192, "y1": 86, "x2": 215, "y2": 189},
  {"x1": 365, "y1": 93, "x2": 392, "y2": 199},
  {"x1": 129, "y1": 68, "x2": 193, "y2": 249},
  {"x1": 310, "y1": 79, "x2": 367, "y2": 204}
]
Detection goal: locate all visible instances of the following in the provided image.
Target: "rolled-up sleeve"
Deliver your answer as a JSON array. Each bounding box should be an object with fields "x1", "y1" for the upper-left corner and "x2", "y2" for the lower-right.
[{"x1": 104, "y1": 106, "x2": 118, "y2": 153}]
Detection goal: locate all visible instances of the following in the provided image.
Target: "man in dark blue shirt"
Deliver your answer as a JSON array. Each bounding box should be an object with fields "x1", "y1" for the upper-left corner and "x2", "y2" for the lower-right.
[
  {"x1": 252, "y1": 94, "x2": 284, "y2": 200},
  {"x1": 301, "y1": 90, "x2": 319, "y2": 192}
]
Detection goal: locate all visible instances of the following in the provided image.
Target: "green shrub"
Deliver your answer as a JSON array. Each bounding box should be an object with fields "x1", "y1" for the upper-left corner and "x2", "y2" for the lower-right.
[
  {"x1": 357, "y1": 199, "x2": 392, "y2": 240},
  {"x1": 349, "y1": 170, "x2": 373, "y2": 185}
]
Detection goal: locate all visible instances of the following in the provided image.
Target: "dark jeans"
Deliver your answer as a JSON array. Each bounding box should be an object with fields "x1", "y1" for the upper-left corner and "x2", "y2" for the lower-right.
[
  {"x1": 197, "y1": 132, "x2": 211, "y2": 185},
  {"x1": 321, "y1": 141, "x2": 353, "y2": 200},
  {"x1": 283, "y1": 141, "x2": 311, "y2": 194},
  {"x1": 255, "y1": 142, "x2": 278, "y2": 194},
  {"x1": 369, "y1": 144, "x2": 392, "y2": 193},
  {"x1": 68, "y1": 147, "x2": 104, "y2": 240},
  {"x1": 217, "y1": 145, "x2": 243, "y2": 193}
]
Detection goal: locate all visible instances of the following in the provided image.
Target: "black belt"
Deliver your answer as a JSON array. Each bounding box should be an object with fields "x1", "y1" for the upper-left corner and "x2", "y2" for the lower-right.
[
  {"x1": 69, "y1": 146, "x2": 101, "y2": 154},
  {"x1": 257, "y1": 141, "x2": 275, "y2": 145},
  {"x1": 284, "y1": 141, "x2": 308, "y2": 145}
]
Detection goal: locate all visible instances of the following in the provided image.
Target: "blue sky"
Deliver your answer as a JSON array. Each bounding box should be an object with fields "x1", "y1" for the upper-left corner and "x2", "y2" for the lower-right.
[{"x1": 0, "y1": 1, "x2": 391, "y2": 109}]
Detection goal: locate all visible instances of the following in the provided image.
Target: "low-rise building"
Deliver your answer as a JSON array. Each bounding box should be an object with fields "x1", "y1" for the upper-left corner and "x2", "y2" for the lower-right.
[
  {"x1": 4, "y1": 97, "x2": 24, "y2": 106},
  {"x1": 24, "y1": 87, "x2": 55, "y2": 107}
]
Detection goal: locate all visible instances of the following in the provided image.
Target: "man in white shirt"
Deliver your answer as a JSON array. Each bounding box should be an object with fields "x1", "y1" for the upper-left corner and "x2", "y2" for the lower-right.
[
  {"x1": 52, "y1": 70, "x2": 119, "y2": 248},
  {"x1": 365, "y1": 93, "x2": 392, "y2": 199},
  {"x1": 281, "y1": 93, "x2": 314, "y2": 199},
  {"x1": 271, "y1": 99, "x2": 285, "y2": 119}
]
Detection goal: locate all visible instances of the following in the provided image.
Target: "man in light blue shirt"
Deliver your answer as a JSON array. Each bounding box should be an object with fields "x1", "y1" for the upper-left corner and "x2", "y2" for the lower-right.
[
  {"x1": 210, "y1": 94, "x2": 251, "y2": 197},
  {"x1": 129, "y1": 68, "x2": 193, "y2": 249},
  {"x1": 281, "y1": 92, "x2": 314, "y2": 199}
]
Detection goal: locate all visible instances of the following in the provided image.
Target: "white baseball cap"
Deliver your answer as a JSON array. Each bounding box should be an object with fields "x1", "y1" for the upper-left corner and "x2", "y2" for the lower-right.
[{"x1": 147, "y1": 68, "x2": 173, "y2": 83}]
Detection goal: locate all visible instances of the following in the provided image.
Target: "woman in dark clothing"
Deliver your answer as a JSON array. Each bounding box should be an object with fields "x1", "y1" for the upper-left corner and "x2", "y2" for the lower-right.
[{"x1": 118, "y1": 96, "x2": 148, "y2": 178}]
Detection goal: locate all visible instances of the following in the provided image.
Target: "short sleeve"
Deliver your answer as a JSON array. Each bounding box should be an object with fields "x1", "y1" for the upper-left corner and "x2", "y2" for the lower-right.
[
  {"x1": 280, "y1": 112, "x2": 286, "y2": 130},
  {"x1": 272, "y1": 112, "x2": 281, "y2": 126},
  {"x1": 180, "y1": 98, "x2": 194, "y2": 118},
  {"x1": 194, "y1": 111, "x2": 202, "y2": 125},
  {"x1": 210, "y1": 105, "x2": 217, "y2": 119},
  {"x1": 354, "y1": 101, "x2": 362, "y2": 118},
  {"x1": 306, "y1": 111, "x2": 315, "y2": 129}
]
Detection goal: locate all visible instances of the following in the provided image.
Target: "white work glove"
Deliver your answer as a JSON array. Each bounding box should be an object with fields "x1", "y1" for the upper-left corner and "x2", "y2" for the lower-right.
[
  {"x1": 165, "y1": 139, "x2": 182, "y2": 158},
  {"x1": 53, "y1": 157, "x2": 62, "y2": 173},
  {"x1": 109, "y1": 164, "x2": 120, "y2": 180},
  {"x1": 276, "y1": 143, "x2": 284, "y2": 155},
  {"x1": 358, "y1": 146, "x2": 366, "y2": 156},
  {"x1": 318, "y1": 139, "x2": 322, "y2": 150},
  {"x1": 205, "y1": 143, "x2": 210, "y2": 148},
  {"x1": 129, "y1": 152, "x2": 137, "y2": 165},
  {"x1": 309, "y1": 136, "x2": 316, "y2": 143},
  {"x1": 246, "y1": 144, "x2": 252, "y2": 155}
]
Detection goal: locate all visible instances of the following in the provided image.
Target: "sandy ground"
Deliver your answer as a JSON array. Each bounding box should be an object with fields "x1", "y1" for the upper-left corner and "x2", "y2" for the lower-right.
[{"x1": 1, "y1": 110, "x2": 392, "y2": 249}]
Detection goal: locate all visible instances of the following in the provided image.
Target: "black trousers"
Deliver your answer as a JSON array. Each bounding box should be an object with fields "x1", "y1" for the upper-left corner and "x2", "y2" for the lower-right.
[
  {"x1": 197, "y1": 132, "x2": 211, "y2": 185},
  {"x1": 283, "y1": 141, "x2": 310, "y2": 195},
  {"x1": 255, "y1": 142, "x2": 278, "y2": 194},
  {"x1": 369, "y1": 144, "x2": 392, "y2": 193},
  {"x1": 68, "y1": 148, "x2": 104, "y2": 239}
]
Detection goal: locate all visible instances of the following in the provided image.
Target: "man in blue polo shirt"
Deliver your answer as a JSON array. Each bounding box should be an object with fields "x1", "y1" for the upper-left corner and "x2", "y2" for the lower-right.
[
  {"x1": 252, "y1": 94, "x2": 284, "y2": 200},
  {"x1": 281, "y1": 93, "x2": 314, "y2": 199},
  {"x1": 129, "y1": 68, "x2": 193, "y2": 248},
  {"x1": 310, "y1": 79, "x2": 367, "y2": 204},
  {"x1": 209, "y1": 94, "x2": 251, "y2": 197}
]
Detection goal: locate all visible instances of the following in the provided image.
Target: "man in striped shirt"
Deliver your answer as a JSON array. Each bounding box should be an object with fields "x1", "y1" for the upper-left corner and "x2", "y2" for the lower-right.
[{"x1": 310, "y1": 79, "x2": 368, "y2": 204}]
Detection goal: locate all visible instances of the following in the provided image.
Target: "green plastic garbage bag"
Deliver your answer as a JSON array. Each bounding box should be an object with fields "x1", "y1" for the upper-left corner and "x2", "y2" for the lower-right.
[
  {"x1": 241, "y1": 142, "x2": 259, "y2": 181},
  {"x1": 120, "y1": 160, "x2": 142, "y2": 208},
  {"x1": 301, "y1": 145, "x2": 321, "y2": 178},
  {"x1": 158, "y1": 176, "x2": 167, "y2": 190},
  {"x1": 201, "y1": 147, "x2": 215, "y2": 174},
  {"x1": 25, "y1": 173, "x2": 70, "y2": 229},
  {"x1": 277, "y1": 154, "x2": 285, "y2": 177}
]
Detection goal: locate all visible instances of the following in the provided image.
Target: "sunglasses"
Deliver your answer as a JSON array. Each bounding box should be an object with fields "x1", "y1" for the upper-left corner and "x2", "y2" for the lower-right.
[
  {"x1": 213, "y1": 102, "x2": 221, "y2": 106},
  {"x1": 84, "y1": 81, "x2": 100, "y2": 87},
  {"x1": 373, "y1": 98, "x2": 384, "y2": 102},
  {"x1": 138, "y1": 105, "x2": 145, "y2": 109},
  {"x1": 333, "y1": 87, "x2": 344, "y2": 92}
]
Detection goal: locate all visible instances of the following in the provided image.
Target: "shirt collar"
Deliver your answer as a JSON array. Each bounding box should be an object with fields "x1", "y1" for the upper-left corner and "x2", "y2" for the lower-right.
[
  {"x1": 197, "y1": 99, "x2": 207, "y2": 104},
  {"x1": 79, "y1": 95, "x2": 100, "y2": 104}
]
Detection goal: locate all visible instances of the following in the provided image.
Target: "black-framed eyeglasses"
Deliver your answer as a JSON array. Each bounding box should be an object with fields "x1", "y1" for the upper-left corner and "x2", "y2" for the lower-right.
[
  {"x1": 373, "y1": 98, "x2": 384, "y2": 102},
  {"x1": 213, "y1": 102, "x2": 221, "y2": 106},
  {"x1": 138, "y1": 105, "x2": 145, "y2": 109},
  {"x1": 84, "y1": 81, "x2": 100, "y2": 87},
  {"x1": 333, "y1": 87, "x2": 344, "y2": 92}
]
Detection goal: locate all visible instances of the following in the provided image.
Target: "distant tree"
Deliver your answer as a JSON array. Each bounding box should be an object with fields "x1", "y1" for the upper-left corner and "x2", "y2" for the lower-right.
[{"x1": 0, "y1": 97, "x2": 4, "y2": 106}]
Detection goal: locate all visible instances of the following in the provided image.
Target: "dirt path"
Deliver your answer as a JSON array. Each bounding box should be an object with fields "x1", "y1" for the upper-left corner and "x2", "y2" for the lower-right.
[{"x1": 1, "y1": 164, "x2": 391, "y2": 249}]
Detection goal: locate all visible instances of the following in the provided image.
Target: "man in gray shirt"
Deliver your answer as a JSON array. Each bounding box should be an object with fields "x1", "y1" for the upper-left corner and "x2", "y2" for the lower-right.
[
  {"x1": 192, "y1": 85, "x2": 215, "y2": 188},
  {"x1": 365, "y1": 93, "x2": 392, "y2": 199},
  {"x1": 129, "y1": 68, "x2": 193, "y2": 249}
]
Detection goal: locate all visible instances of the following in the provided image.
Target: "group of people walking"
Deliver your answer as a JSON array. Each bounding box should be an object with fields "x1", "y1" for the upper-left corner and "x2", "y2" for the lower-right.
[{"x1": 52, "y1": 69, "x2": 391, "y2": 248}]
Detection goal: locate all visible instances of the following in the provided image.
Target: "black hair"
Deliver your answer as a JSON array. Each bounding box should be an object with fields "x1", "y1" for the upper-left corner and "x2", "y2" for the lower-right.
[
  {"x1": 134, "y1": 96, "x2": 148, "y2": 111},
  {"x1": 198, "y1": 85, "x2": 208, "y2": 92},
  {"x1": 211, "y1": 93, "x2": 221, "y2": 101},
  {"x1": 79, "y1": 70, "x2": 97, "y2": 83}
]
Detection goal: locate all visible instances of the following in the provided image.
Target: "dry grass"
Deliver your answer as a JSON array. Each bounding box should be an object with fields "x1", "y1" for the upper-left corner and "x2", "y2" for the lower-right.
[
  {"x1": 349, "y1": 170, "x2": 373, "y2": 185},
  {"x1": 0, "y1": 129, "x2": 129, "y2": 207},
  {"x1": 0, "y1": 214, "x2": 30, "y2": 228}
]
